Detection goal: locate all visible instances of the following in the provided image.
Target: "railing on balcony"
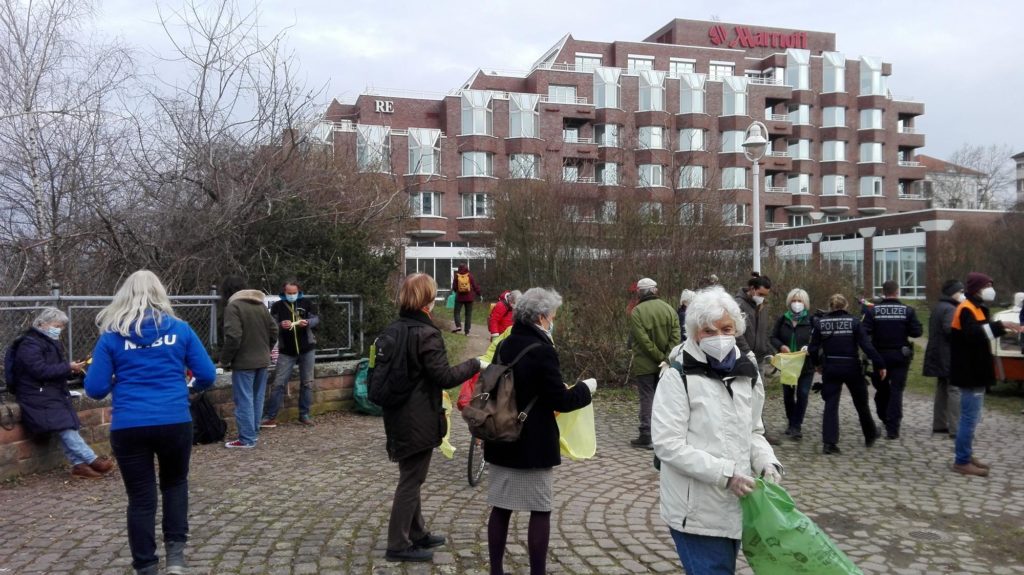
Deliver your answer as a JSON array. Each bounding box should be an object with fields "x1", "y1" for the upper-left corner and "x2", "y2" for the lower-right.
[
  {"x1": 766, "y1": 113, "x2": 789, "y2": 122},
  {"x1": 898, "y1": 161, "x2": 923, "y2": 167},
  {"x1": 747, "y1": 77, "x2": 785, "y2": 86},
  {"x1": 898, "y1": 127, "x2": 918, "y2": 134},
  {"x1": 767, "y1": 151, "x2": 790, "y2": 158},
  {"x1": 563, "y1": 137, "x2": 594, "y2": 145},
  {"x1": 764, "y1": 222, "x2": 789, "y2": 229},
  {"x1": 539, "y1": 94, "x2": 590, "y2": 105},
  {"x1": 766, "y1": 186, "x2": 789, "y2": 193},
  {"x1": 899, "y1": 194, "x2": 926, "y2": 200},
  {"x1": 563, "y1": 176, "x2": 597, "y2": 184}
]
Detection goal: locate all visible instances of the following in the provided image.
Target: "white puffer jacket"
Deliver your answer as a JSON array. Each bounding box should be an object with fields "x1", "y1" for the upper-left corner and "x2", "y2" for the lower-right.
[{"x1": 651, "y1": 339, "x2": 781, "y2": 540}]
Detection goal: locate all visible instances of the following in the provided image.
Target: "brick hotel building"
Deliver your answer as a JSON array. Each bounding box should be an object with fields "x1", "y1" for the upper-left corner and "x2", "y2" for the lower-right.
[{"x1": 322, "y1": 18, "x2": 949, "y2": 296}]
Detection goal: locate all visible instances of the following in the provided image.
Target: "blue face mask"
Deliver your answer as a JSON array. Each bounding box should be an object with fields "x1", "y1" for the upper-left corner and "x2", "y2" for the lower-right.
[
  {"x1": 45, "y1": 326, "x2": 62, "y2": 339},
  {"x1": 284, "y1": 294, "x2": 299, "y2": 303}
]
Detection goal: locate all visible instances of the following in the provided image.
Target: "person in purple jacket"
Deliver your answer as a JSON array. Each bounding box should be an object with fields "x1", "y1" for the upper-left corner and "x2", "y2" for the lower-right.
[{"x1": 85, "y1": 270, "x2": 217, "y2": 575}]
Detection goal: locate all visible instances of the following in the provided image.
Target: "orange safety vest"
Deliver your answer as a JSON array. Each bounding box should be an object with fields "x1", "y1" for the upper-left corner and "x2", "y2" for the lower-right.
[{"x1": 950, "y1": 299, "x2": 986, "y2": 330}]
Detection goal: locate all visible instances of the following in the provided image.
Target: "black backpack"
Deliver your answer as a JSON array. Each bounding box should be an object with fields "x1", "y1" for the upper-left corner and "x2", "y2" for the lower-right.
[
  {"x1": 190, "y1": 391, "x2": 227, "y2": 445},
  {"x1": 367, "y1": 318, "x2": 417, "y2": 408},
  {"x1": 2, "y1": 333, "x2": 27, "y2": 397}
]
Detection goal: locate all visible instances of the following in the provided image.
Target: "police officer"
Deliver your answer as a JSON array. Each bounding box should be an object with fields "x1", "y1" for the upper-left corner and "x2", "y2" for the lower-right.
[
  {"x1": 862, "y1": 280, "x2": 923, "y2": 439},
  {"x1": 808, "y1": 293, "x2": 886, "y2": 455}
]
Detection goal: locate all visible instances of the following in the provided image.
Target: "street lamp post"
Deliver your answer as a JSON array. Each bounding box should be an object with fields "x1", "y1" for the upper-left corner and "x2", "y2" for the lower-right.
[{"x1": 742, "y1": 121, "x2": 769, "y2": 274}]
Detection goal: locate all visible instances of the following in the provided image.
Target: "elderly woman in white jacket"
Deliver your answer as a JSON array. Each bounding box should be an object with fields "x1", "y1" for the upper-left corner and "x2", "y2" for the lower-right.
[{"x1": 652, "y1": 286, "x2": 783, "y2": 574}]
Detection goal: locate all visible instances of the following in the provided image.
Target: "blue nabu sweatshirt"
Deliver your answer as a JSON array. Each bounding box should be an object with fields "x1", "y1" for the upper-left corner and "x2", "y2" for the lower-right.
[{"x1": 85, "y1": 314, "x2": 217, "y2": 431}]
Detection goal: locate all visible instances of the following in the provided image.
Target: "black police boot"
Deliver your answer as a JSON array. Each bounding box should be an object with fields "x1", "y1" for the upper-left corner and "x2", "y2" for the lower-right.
[{"x1": 823, "y1": 443, "x2": 841, "y2": 455}]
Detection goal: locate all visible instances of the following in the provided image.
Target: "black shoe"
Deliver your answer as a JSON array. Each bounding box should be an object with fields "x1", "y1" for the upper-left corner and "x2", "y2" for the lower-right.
[
  {"x1": 885, "y1": 433, "x2": 899, "y2": 440},
  {"x1": 385, "y1": 546, "x2": 433, "y2": 562},
  {"x1": 765, "y1": 432, "x2": 782, "y2": 446},
  {"x1": 790, "y1": 428, "x2": 803, "y2": 440},
  {"x1": 412, "y1": 533, "x2": 446, "y2": 549},
  {"x1": 865, "y1": 430, "x2": 881, "y2": 448},
  {"x1": 932, "y1": 428, "x2": 950, "y2": 434},
  {"x1": 630, "y1": 435, "x2": 653, "y2": 449},
  {"x1": 823, "y1": 443, "x2": 841, "y2": 455},
  {"x1": 783, "y1": 426, "x2": 795, "y2": 437}
]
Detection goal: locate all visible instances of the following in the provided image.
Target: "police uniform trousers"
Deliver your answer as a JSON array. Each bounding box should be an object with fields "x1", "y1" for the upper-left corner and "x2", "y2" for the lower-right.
[
  {"x1": 871, "y1": 351, "x2": 909, "y2": 437},
  {"x1": 821, "y1": 358, "x2": 878, "y2": 446}
]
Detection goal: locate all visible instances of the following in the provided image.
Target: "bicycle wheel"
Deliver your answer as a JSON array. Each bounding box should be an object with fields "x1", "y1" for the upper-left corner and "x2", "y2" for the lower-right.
[{"x1": 467, "y1": 435, "x2": 487, "y2": 486}]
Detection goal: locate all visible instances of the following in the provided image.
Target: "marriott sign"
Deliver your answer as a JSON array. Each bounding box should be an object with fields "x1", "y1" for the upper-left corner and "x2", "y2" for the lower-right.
[{"x1": 708, "y1": 24, "x2": 808, "y2": 50}]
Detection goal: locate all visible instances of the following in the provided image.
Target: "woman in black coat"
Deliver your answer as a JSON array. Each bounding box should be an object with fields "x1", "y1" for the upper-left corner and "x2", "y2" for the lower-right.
[
  {"x1": 9, "y1": 308, "x2": 113, "y2": 478},
  {"x1": 769, "y1": 288, "x2": 815, "y2": 439},
  {"x1": 382, "y1": 274, "x2": 480, "y2": 563},
  {"x1": 485, "y1": 287, "x2": 593, "y2": 575}
]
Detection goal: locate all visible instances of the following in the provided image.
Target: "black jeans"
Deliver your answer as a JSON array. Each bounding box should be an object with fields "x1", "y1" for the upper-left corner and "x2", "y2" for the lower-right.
[
  {"x1": 387, "y1": 448, "x2": 433, "y2": 551},
  {"x1": 821, "y1": 365, "x2": 877, "y2": 446},
  {"x1": 453, "y1": 300, "x2": 473, "y2": 334},
  {"x1": 633, "y1": 372, "x2": 658, "y2": 436},
  {"x1": 111, "y1": 422, "x2": 193, "y2": 570}
]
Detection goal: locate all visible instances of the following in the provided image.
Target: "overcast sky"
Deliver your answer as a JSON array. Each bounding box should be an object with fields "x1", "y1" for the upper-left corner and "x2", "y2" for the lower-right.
[{"x1": 99, "y1": 0, "x2": 1023, "y2": 160}]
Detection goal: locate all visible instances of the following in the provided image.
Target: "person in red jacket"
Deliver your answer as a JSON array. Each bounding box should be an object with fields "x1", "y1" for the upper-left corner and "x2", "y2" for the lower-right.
[
  {"x1": 451, "y1": 263, "x2": 482, "y2": 335},
  {"x1": 487, "y1": 290, "x2": 520, "y2": 340}
]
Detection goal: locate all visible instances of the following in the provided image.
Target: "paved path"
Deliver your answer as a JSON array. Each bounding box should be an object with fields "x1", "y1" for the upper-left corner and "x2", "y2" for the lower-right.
[{"x1": 2, "y1": 386, "x2": 1023, "y2": 574}]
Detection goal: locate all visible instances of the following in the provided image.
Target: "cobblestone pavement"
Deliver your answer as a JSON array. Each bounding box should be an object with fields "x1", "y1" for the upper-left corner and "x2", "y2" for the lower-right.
[{"x1": 2, "y1": 385, "x2": 1023, "y2": 574}]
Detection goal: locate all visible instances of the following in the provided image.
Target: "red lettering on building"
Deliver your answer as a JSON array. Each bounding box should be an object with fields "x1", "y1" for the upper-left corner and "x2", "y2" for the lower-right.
[{"x1": 709, "y1": 25, "x2": 808, "y2": 50}]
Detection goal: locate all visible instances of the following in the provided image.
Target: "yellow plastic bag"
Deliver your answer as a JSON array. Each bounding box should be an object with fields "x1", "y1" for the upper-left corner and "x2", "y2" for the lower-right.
[
  {"x1": 557, "y1": 403, "x2": 596, "y2": 461},
  {"x1": 770, "y1": 351, "x2": 808, "y2": 386},
  {"x1": 440, "y1": 392, "x2": 456, "y2": 459}
]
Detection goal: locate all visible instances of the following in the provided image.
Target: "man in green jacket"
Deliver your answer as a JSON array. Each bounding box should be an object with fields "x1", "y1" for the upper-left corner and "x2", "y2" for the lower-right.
[
  {"x1": 220, "y1": 284, "x2": 278, "y2": 448},
  {"x1": 629, "y1": 277, "x2": 681, "y2": 449}
]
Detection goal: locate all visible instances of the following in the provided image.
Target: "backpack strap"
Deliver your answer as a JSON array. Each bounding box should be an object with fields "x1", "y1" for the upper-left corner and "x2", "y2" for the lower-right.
[{"x1": 501, "y1": 342, "x2": 544, "y2": 420}]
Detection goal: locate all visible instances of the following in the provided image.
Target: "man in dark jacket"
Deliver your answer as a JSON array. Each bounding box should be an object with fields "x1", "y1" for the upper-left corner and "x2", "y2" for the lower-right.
[
  {"x1": 220, "y1": 285, "x2": 277, "y2": 448},
  {"x1": 735, "y1": 273, "x2": 778, "y2": 444},
  {"x1": 923, "y1": 279, "x2": 964, "y2": 438},
  {"x1": 628, "y1": 278, "x2": 680, "y2": 449},
  {"x1": 262, "y1": 279, "x2": 319, "y2": 427},
  {"x1": 949, "y1": 272, "x2": 1021, "y2": 476},
  {"x1": 862, "y1": 280, "x2": 923, "y2": 439},
  {"x1": 450, "y1": 263, "x2": 481, "y2": 336}
]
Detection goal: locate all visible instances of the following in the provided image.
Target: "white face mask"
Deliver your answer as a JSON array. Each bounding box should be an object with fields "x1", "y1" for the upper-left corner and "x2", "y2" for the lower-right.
[
  {"x1": 953, "y1": 292, "x2": 966, "y2": 303},
  {"x1": 790, "y1": 302, "x2": 805, "y2": 314},
  {"x1": 752, "y1": 295, "x2": 765, "y2": 306},
  {"x1": 980, "y1": 287, "x2": 996, "y2": 303},
  {"x1": 699, "y1": 335, "x2": 736, "y2": 362}
]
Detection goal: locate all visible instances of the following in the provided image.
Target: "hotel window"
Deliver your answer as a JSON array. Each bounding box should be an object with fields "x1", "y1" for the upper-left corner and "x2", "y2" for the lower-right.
[
  {"x1": 678, "y1": 128, "x2": 705, "y2": 151},
  {"x1": 595, "y1": 124, "x2": 619, "y2": 147},
  {"x1": 859, "y1": 176, "x2": 884, "y2": 196},
  {"x1": 722, "y1": 203, "x2": 748, "y2": 225},
  {"x1": 860, "y1": 56, "x2": 885, "y2": 96},
  {"x1": 509, "y1": 93, "x2": 540, "y2": 138},
  {"x1": 859, "y1": 142, "x2": 883, "y2": 163},
  {"x1": 721, "y1": 76, "x2": 748, "y2": 116},
  {"x1": 597, "y1": 200, "x2": 617, "y2": 223},
  {"x1": 709, "y1": 63, "x2": 734, "y2": 81},
  {"x1": 356, "y1": 124, "x2": 391, "y2": 173},
  {"x1": 407, "y1": 128, "x2": 440, "y2": 175},
  {"x1": 594, "y1": 67, "x2": 621, "y2": 109},
  {"x1": 596, "y1": 162, "x2": 619, "y2": 185},
  {"x1": 563, "y1": 205, "x2": 582, "y2": 222},
  {"x1": 410, "y1": 192, "x2": 442, "y2": 217},
  {"x1": 575, "y1": 54, "x2": 602, "y2": 72},
  {"x1": 823, "y1": 52, "x2": 846, "y2": 93},
  {"x1": 638, "y1": 69, "x2": 666, "y2": 112},
  {"x1": 638, "y1": 126, "x2": 665, "y2": 150},
  {"x1": 460, "y1": 90, "x2": 493, "y2": 136},
  {"x1": 788, "y1": 214, "x2": 809, "y2": 227},
  {"x1": 823, "y1": 106, "x2": 845, "y2": 127},
  {"x1": 721, "y1": 167, "x2": 747, "y2": 189},
  {"x1": 787, "y1": 173, "x2": 811, "y2": 195},
  {"x1": 627, "y1": 56, "x2": 654, "y2": 73},
  {"x1": 509, "y1": 154, "x2": 539, "y2": 179},
  {"x1": 784, "y1": 49, "x2": 810, "y2": 89},
  {"x1": 721, "y1": 131, "x2": 745, "y2": 153},
  {"x1": 819, "y1": 173, "x2": 843, "y2": 193},
  {"x1": 639, "y1": 202, "x2": 663, "y2": 223},
  {"x1": 669, "y1": 59, "x2": 695, "y2": 78},
  {"x1": 637, "y1": 164, "x2": 664, "y2": 187},
  {"x1": 461, "y1": 193, "x2": 492, "y2": 217},
  {"x1": 859, "y1": 109, "x2": 883, "y2": 130},
  {"x1": 822, "y1": 140, "x2": 846, "y2": 162},
  {"x1": 680, "y1": 203, "x2": 704, "y2": 224},
  {"x1": 461, "y1": 151, "x2": 493, "y2": 176},
  {"x1": 788, "y1": 139, "x2": 811, "y2": 160},
  {"x1": 547, "y1": 84, "x2": 577, "y2": 104},
  {"x1": 679, "y1": 73, "x2": 706, "y2": 114},
  {"x1": 788, "y1": 104, "x2": 810, "y2": 125},
  {"x1": 562, "y1": 126, "x2": 579, "y2": 143},
  {"x1": 562, "y1": 159, "x2": 579, "y2": 182},
  {"x1": 678, "y1": 166, "x2": 704, "y2": 188}
]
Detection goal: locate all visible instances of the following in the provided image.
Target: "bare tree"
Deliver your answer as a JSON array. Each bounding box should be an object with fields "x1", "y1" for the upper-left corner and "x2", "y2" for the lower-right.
[{"x1": 929, "y1": 143, "x2": 1016, "y2": 210}]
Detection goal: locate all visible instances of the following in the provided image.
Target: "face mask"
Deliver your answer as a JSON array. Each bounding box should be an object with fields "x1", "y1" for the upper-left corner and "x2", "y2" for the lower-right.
[
  {"x1": 284, "y1": 294, "x2": 298, "y2": 303},
  {"x1": 752, "y1": 295, "x2": 765, "y2": 306},
  {"x1": 980, "y1": 287, "x2": 996, "y2": 303},
  {"x1": 790, "y1": 302, "x2": 805, "y2": 314},
  {"x1": 45, "y1": 326, "x2": 62, "y2": 339},
  {"x1": 699, "y1": 335, "x2": 736, "y2": 362},
  {"x1": 953, "y1": 292, "x2": 966, "y2": 303}
]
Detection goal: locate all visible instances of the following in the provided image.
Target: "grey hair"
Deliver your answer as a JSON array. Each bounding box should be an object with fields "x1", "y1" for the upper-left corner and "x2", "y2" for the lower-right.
[
  {"x1": 96, "y1": 270, "x2": 177, "y2": 336},
  {"x1": 685, "y1": 286, "x2": 746, "y2": 338},
  {"x1": 33, "y1": 307, "x2": 68, "y2": 328},
  {"x1": 507, "y1": 290, "x2": 522, "y2": 307},
  {"x1": 679, "y1": 289, "x2": 697, "y2": 307},
  {"x1": 786, "y1": 288, "x2": 810, "y2": 308},
  {"x1": 513, "y1": 287, "x2": 563, "y2": 324}
]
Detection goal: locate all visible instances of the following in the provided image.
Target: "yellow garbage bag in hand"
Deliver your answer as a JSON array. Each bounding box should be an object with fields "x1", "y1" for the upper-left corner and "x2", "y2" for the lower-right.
[
  {"x1": 557, "y1": 403, "x2": 596, "y2": 461},
  {"x1": 440, "y1": 392, "x2": 456, "y2": 459},
  {"x1": 770, "y1": 351, "x2": 808, "y2": 386}
]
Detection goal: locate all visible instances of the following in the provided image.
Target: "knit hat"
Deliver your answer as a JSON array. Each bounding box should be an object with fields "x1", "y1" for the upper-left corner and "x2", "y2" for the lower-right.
[
  {"x1": 964, "y1": 272, "x2": 992, "y2": 296},
  {"x1": 940, "y1": 279, "x2": 964, "y2": 298},
  {"x1": 637, "y1": 278, "x2": 657, "y2": 290}
]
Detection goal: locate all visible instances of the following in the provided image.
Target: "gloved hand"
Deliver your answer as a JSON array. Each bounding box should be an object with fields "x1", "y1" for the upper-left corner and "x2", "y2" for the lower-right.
[
  {"x1": 800, "y1": 345, "x2": 808, "y2": 352},
  {"x1": 726, "y1": 473, "x2": 756, "y2": 498},
  {"x1": 478, "y1": 358, "x2": 490, "y2": 370},
  {"x1": 581, "y1": 378, "x2": 597, "y2": 393},
  {"x1": 811, "y1": 381, "x2": 823, "y2": 394},
  {"x1": 490, "y1": 333, "x2": 499, "y2": 341},
  {"x1": 760, "y1": 464, "x2": 783, "y2": 484}
]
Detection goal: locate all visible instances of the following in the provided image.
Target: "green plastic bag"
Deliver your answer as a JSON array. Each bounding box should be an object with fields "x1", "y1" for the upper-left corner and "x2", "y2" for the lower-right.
[
  {"x1": 353, "y1": 359, "x2": 383, "y2": 416},
  {"x1": 445, "y1": 293, "x2": 456, "y2": 309},
  {"x1": 741, "y1": 478, "x2": 863, "y2": 575}
]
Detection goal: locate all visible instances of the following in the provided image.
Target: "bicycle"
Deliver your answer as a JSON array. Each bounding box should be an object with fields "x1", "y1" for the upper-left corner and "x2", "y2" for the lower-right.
[{"x1": 467, "y1": 434, "x2": 487, "y2": 486}]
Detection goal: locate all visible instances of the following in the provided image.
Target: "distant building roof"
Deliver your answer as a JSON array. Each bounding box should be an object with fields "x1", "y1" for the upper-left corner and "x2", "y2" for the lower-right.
[
  {"x1": 1012, "y1": 150, "x2": 1024, "y2": 161},
  {"x1": 914, "y1": 154, "x2": 986, "y2": 177}
]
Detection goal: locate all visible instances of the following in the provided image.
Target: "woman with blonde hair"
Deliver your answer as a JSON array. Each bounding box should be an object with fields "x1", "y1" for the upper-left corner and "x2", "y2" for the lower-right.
[
  {"x1": 769, "y1": 288, "x2": 815, "y2": 439},
  {"x1": 85, "y1": 270, "x2": 217, "y2": 575}
]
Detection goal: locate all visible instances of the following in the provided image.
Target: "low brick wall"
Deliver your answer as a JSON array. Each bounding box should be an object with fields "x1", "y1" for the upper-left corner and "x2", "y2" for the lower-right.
[{"x1": 0, "y1": 360, "x2": 360, "y2": 481}]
